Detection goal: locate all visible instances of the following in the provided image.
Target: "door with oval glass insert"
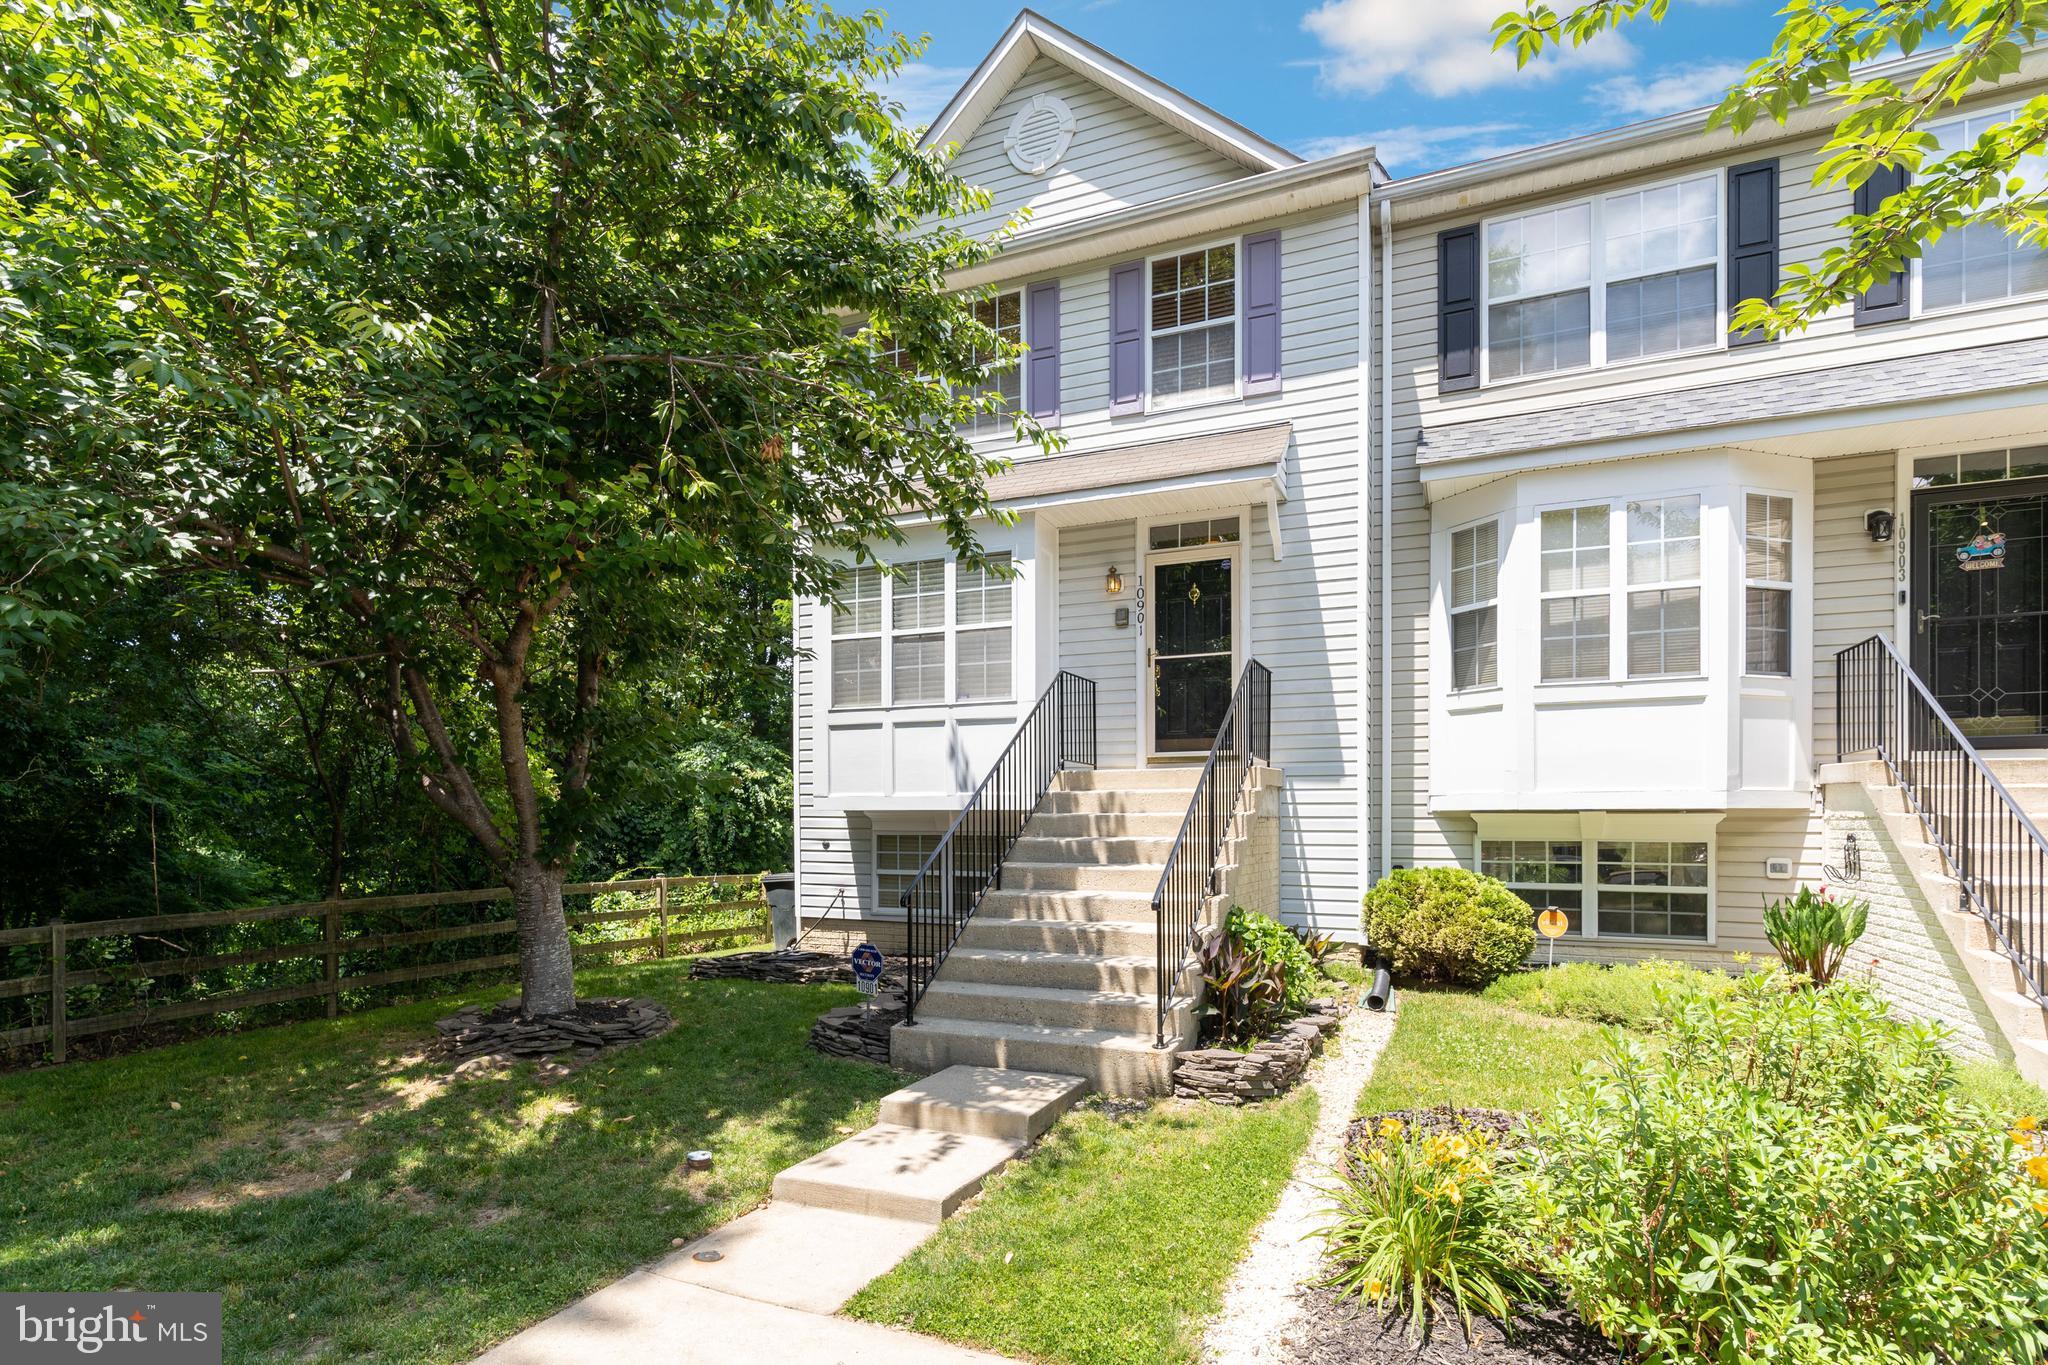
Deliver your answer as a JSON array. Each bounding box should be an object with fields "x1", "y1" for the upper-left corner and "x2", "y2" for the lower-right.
[
  {"x1": 1146, "y1": 517, "x2": 1240, "y2": 755},
  {"x1": 1911, "y1": 473, "x2": 2048, "y2": 746}
]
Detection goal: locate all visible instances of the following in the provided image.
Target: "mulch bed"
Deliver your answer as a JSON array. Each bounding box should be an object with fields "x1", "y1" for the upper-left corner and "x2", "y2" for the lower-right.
[
  {"x1": 1339, "y1": 1105, "x2": 1523, "y2": 1180},
  {"x1": 431, "y1": 996, "x2": 673, "y2": 1075},
  {"x1": 1285, "y1": 1285, "x2": 1618, "y2": 1365}
]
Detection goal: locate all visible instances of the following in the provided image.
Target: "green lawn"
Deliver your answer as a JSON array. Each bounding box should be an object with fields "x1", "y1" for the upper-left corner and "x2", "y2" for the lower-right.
[
  {"x1": 0, "y1": 960, "x2": 900, "y2": 1364},
  {"x1": 1354, "y1": 987, "x2": 1619, "y2": 1117},
  {"x1": 848, "y1": 1089, "x2": 1319, "y2": 1365}
]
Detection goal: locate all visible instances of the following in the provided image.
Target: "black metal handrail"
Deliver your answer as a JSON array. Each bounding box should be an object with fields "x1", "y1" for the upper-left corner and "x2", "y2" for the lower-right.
[
  {"x1": 898, "y1": 671, "x2": 1097, "y2": 1023},
  {"x1": 1148, "y1": 659, "x2": 1273, "y2": 1048},
  {"x1": 1837, "y1": 633, "x2": 2048, "y2": 1002}
]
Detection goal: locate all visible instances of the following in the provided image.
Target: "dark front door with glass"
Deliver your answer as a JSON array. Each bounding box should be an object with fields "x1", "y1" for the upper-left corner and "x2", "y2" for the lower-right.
[
  {"x1": 1911, "y1": 466, "x2": 2048, "y2": 746},
  {"x1": 1150, "y1": 554, "x2": 1234, "y2": 753}
]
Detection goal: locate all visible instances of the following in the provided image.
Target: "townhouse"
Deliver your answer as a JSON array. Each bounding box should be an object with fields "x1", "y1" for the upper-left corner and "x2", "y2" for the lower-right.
[{"x1": 790, "y1": 9, "x2": 2048, "y2": 1088}]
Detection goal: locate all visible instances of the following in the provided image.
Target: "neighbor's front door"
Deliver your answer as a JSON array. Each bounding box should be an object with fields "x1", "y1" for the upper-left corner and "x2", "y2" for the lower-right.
[
  {"x1": 1147, "y1": 518, "x2": 1241, "y2": 755},
  {"x1": 1912, "y1": 478, "x2": 2048, "y2": 746}
]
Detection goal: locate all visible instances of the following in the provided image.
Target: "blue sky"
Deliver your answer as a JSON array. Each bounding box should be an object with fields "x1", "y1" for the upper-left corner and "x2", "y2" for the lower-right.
[{"x1": 870, "y1": 0, "x2": 1780, "y2": 177}]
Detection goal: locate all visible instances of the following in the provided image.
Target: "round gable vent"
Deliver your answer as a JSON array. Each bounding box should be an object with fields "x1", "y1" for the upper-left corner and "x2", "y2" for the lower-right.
[{"x1": 1004, "y1": 94, "x2": 1077, "y2": 176}]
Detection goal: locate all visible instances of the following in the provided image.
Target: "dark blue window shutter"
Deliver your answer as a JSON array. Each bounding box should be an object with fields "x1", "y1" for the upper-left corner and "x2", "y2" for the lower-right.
[
  {"x1": 1726, "y1": 158, "x2": 1779, "y2": 347},
  {"x1": 1027, "y1": 280, "x2": 1061, "y2": 424},
  {"x1": 1109, "y1": 260, "x2": 1145, "y2": 414},
  {"x1": 1854, "y1": 165, "x2": 1910, "y2": 326},
  {"x1": 1241, "y1": 230, "x2": 1282, "y2": 396},
  {"x1": 1437, "y1": 225, "x2": 1480, "y2": 393}
]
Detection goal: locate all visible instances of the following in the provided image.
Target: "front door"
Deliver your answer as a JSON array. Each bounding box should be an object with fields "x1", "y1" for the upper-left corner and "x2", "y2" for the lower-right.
[
  {"x1": 1148, "y1": 532, "x2": 1238, "y2": 755},
  {"x1": 1912, "y1": 479, "x2": 2048, "y2": 746}
]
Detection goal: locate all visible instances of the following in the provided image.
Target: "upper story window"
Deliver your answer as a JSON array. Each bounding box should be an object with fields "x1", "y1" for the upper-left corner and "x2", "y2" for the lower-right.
[
  {"x1": 963, "y1": 291, "x2": 1022, "y2": 435},
  {"x1": 830, "y1": 554, "x2": 1014, "y2": 710},
  {"x1": 1150, "y1": 244, "x2": 1237, "y2": 407},
  {"x1": 1919, "y1": 108, "x2": 2048, "y2": 312},
  {"x1": 1483, "y1": 174, "x2": 1721, "y2": 382},
  {"x1": 1449, "y1": 520, "x2": 1500, "y2": 690},
  {"x1": 1744, "y1": 493, "x2": 1793, "y2": 677},
  {"x1": 1625, "y1": 495, "x2": 1702, "y2": 677}
]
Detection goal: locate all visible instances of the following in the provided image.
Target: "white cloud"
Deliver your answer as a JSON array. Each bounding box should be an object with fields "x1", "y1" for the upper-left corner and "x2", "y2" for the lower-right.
[
  {"x1": 1301, "y1": 0, "x2": 1635, "y2": 98},
  {"x1": 1299, "y1": 122, "x2": 1538, "y2": 174},
  {"x1": 1587, "y1": 61, "x2": 1746, "y2": 118},
  {"x1": 876, "y1": 62, "x2": 974, "y2": 132}
]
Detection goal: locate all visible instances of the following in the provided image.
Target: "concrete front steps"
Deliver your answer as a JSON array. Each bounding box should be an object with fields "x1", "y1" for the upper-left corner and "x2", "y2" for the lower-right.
[
  {"x1": 1821, "y1": 759, "x2": 2048, "y2": 1087},
  {"x1": 771, "y1": 1065, "x2": 1083, "y2": 1223},
  {"x1": 889, "y1": 764, "x2": 1279, "y2": 1096}
]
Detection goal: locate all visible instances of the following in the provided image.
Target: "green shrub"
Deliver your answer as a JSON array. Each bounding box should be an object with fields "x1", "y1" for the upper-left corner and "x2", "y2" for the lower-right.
[
  {"x1": 1480, "y1": 959, "x2": 1734, "y2": 1029},
  {"x1": 1515, "y1": 973, "x2": 2048, "y2": 1364},
  {"x1": 1196, "y1": 906, "x2": 1318, "y2": 1045},
  {"x1": 1362, "y1": 868, "x2": 1536, "y2": 986},
  {"x1": 1762, "y1": 883, "x2": 1870, "y2": 985},
  {"x1": 1320, "y1": 1115, "x2": 1539, "y2": 1341}
]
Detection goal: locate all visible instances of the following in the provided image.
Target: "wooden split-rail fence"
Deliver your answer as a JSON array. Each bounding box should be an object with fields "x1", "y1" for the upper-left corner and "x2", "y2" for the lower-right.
[{"x1": 0, "y1": 874, "x2": 773, "y2": 1063}]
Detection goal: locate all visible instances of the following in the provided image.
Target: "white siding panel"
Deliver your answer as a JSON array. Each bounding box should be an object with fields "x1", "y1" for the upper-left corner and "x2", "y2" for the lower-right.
[
  {"x1": 1058, "y1": 520, "x2": 1142, "y2": 770},
  {"x1": 1813, "y1": 452, "x2": 1898, "y2": 762}
]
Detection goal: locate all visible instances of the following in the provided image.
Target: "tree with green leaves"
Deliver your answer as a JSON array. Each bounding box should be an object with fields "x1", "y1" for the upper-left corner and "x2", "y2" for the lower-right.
[
  {"x1": 1, "y1": 0, "x2": 1046, "y2": 1018},
  {"x1": 1495, "y1": 0, "x2": 2048, "y2": 333}
]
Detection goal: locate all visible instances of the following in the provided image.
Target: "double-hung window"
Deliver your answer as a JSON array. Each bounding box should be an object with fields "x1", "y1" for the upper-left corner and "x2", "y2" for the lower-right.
[
  {"x1": 1480, "y1": 839, "x2": 1584, "y2": 934},
  {"x1": 1150, "y1": 244, "x2": 1237, "y2": 406},
  {"x1": 890, "y1": 560, "x2": 947, "y2": 704},
  {"x1": 1920, "y1": 108, "x2": 2048, "y2": 311},
  {"x1": 831, "y1": 565, "x2": 883, "y2": 708},
  {"x1": 1625, "y1": 495, "x2": 1702, "y2": 677},
  {"x1": 1538, "y1": 506, "x2": 1611, "y2": 681},
  {"x1": 1484, "y1": 175, "x2": 1721, "y2": 381},
  {"x1": 963, "y1": 291, "x2": 1023, "y2": 435},
  {"x1": 954, "y1": 553, "x2": 1013, "y2": 702},
  {"x1": 1744, "y1": 494, "x2": 1793, "y2": 676},
  {"x1": 1449, "y1": 520, "x2": 1500, "y2": 690}
]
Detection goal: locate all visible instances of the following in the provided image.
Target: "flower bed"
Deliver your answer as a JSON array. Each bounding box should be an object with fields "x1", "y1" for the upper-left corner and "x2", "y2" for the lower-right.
[{"x1": 1173, "y1": 997, "x2": 1346, "y2": 1105}]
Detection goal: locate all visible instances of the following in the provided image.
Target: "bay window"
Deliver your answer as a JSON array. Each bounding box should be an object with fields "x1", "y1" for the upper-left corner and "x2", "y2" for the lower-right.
[
  {"x1": 1449, "y1": 520, "x2": 1500, "y2": 690},
  {"x1": 1625, "y1": 495, "x2": 1702, "y2": 677},
  {"x1": 1150, "y1": 244, "x2": 1237, "y2": 405},
  {"x1": 1919, "y1": 108, "x2": 2048, "y2": 311},
  {"x1": 1744, "y1": 493, "x2": 1793, "y2": 676},
  {"x1": 890, "y1": 559, "x2": 946, "y2": 704},
  {"x1": 1484, "y1": 174, "x2": 1722, "y2": 381},
  {"x1": 954, "y1": 553, "x2": 1013, "y2": 703},
  {"x1": 830, "y1": 565, "x2": 883, "y2": 708},
  {"x1": 829, "y1": 554, "x2": 1014, "y2": 710},
  {"x1": 1539, "y1": 505, "x2": 1611, "y2": 681}
]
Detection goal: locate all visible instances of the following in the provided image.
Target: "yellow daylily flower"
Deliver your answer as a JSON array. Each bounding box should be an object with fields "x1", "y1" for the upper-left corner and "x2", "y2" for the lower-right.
[
  {"x1": 2026, "y1": 1154, "x2": 2048, "y2": 1186},
  {"x1": 1378, "y1": 1117, "x2": 1404, "y2": 1139}
]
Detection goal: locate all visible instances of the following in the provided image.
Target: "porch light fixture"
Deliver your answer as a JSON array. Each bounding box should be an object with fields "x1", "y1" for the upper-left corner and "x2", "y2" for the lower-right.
[
  {"x1": 1105, "y1": 565, "x2": 1124, "y2": 595},
  {"x1": 1866, "y1": 509, "x2": 1895, "y2": 543}
]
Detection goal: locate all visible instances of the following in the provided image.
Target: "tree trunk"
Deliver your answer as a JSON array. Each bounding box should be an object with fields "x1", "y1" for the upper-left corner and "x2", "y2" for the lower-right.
[{"x1": 508, "y1": 858, "x2": 576, "y2": 1017}]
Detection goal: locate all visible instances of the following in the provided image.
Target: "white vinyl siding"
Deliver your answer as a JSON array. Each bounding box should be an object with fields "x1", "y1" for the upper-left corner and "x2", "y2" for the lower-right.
[
  {"x1": 831, "y1": 565, "x2": 883, "y2": 708},
  {"x1": 1625, "y1": 495, "x2": 1703, "y2": 677},
  {"x1": 1538, "y1": 505, "x2": 1611, "y2": 681},
  {"x1": 1449, "y1": 520, "x2": 1500, "y2": 689},
  {"x1": 1919, "y1": 108, "x2": 2048, "y2": 313},
  {"x1": 1149, "y1": 243, "x2": 1238, "y2": 407},
  {"x1": 1744, "y1": 493, "x2": 1793, "y2": 677}
]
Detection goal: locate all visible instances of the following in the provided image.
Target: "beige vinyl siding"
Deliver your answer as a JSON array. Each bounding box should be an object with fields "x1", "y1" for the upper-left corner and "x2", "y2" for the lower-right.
[
  {"x1": 935, "y1": 57, "x2": 1249, "y2": 242},
  {"x1": 1813, "y1": 451, "x2": 1899, "y2": 762}
]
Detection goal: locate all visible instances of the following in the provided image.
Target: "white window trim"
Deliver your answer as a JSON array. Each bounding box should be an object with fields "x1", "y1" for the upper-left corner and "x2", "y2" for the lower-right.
[
  {"x1": 1145, "y1": 239, "x2": 1244, "y2": 413},
  {"x1": 828, "y1": 555, "x2": 1016, "y2": 712},
  {"x1": 1910, "y1": 104, "x2": 2048, "y2": 319},
  {"x1": 1473, "y1": 812, "x2": 1720, "y2": 945},
  {"x1": 1479, "y1": 170, "x2": 1727, "y2": 387},
  {"x1": 1535, "y1": 500, "x2": 1615, "y2": 685},
  {"x1": 1623, "y1": 493, "x2": 1705, "y2": 680},
  {"x1": 1742, "y1": 488, "x2": 1796, "y2": 679},
  {"x1": 872, "y1": 827, "x2": 943, "y2": 915},
  {"x1": 962, "y1": 288, "x2": 1026, "y2": 438},
  {"x1": 1447, "y1": 515, "x2": 1501, "y2": 694}
]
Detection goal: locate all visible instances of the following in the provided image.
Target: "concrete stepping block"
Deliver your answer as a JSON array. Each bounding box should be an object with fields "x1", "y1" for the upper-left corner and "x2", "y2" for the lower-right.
[
  {"x1": 650, "y1": 1202, "x2": 933, "y2": 1314},
  {"x1": 878, "y1": 1065, "x2": 1086, "y2": 1142},
  {"x1": 772, "y1": 1123, "x2": 1023, "y2": 1223}
]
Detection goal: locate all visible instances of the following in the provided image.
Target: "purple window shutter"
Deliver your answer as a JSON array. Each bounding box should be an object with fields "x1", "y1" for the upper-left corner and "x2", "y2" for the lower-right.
[
  {"x1": 1109, "y1": 260, "x2": 1145, "y2": 415},
  {"x1": 1241, "y1": 231, "x2": 1282, "y2": 396},
  {"x1": 1027, "y1": 280, "x2": 1061, "y2": 424}
]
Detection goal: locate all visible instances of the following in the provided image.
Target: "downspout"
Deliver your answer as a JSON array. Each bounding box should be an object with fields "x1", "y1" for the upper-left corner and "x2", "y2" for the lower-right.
[{"x1": 1378, "y1": 195, "x2": 1394, "y2": 884}]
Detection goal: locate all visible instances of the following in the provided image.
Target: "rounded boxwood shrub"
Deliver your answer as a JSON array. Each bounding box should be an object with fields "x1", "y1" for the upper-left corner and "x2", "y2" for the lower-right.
[{"x1": 1361, "y1": 867, "x2": 1535, "y2": 986}]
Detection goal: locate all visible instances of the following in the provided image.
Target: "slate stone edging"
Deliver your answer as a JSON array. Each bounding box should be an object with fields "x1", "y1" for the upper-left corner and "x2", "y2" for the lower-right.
[
  {"x1": 1173, "y1": 996, "x2": 1349, "y2": 1105},
  {"x1": 807, "y1": 991, "x2": 906, "y2": 1066}
]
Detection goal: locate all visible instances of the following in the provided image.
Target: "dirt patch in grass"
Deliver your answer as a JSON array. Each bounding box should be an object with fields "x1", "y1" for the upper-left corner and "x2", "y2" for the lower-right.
[
  {"x1": 1284, "y1": 1286, "x2": 1617, "y2": 1365},
  {"x1": 158, "y1": 1166, "x2": 342, "y2": 1212}
]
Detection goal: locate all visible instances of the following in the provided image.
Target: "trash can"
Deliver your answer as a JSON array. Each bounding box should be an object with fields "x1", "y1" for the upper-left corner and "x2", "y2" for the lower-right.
[{"x1": 760, "y1": 872, "x2": 798, "y2": 949}]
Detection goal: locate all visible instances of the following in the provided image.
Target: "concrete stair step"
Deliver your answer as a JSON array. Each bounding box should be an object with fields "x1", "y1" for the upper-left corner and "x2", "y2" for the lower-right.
[
  {"x1": 877, "y1": 1065, "x2": 1085, "y2": 1143},
  {"x1": 918, "y1": 979, "x2": 1182, "y2": 1035},
  {"x1": 771, "y1": 1123, "x2": 1023, "y2": 1223},
  {"x1": 978, "y1": 888, "x2": 1157, "y2": 921},
  {"x1": 955, "y1": 916, "x2": 1161, "y2": 955},
  {"x1": 1986, "y1": 757, "x2": 2048, "y2": 785},
  {"x1": 1024, "y1": 811, "x2": 1189, "y2": 839},
  {"x1": 1003, "y1": 861, "x2": 1165, "y2": 893},
  {"x1": 942, "y1": 946, "x2": 1164, "y2": 994},
  {"x1": 1009, "y1": 834, "x2": 1179, "y2": 865},
  {"x1": 2015, "y1": 1037, "x2": 2048, "y2": 1091},
  {"x1": 1039, "y1": 788, "x2": 1199, "y2": 815},
  {"x1": 890, "y1": 1016, "x2": 1183, "y2": 1096},
  {"x1": 1058, "y1": 767, "x2": 1204, "y2": 791}
]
